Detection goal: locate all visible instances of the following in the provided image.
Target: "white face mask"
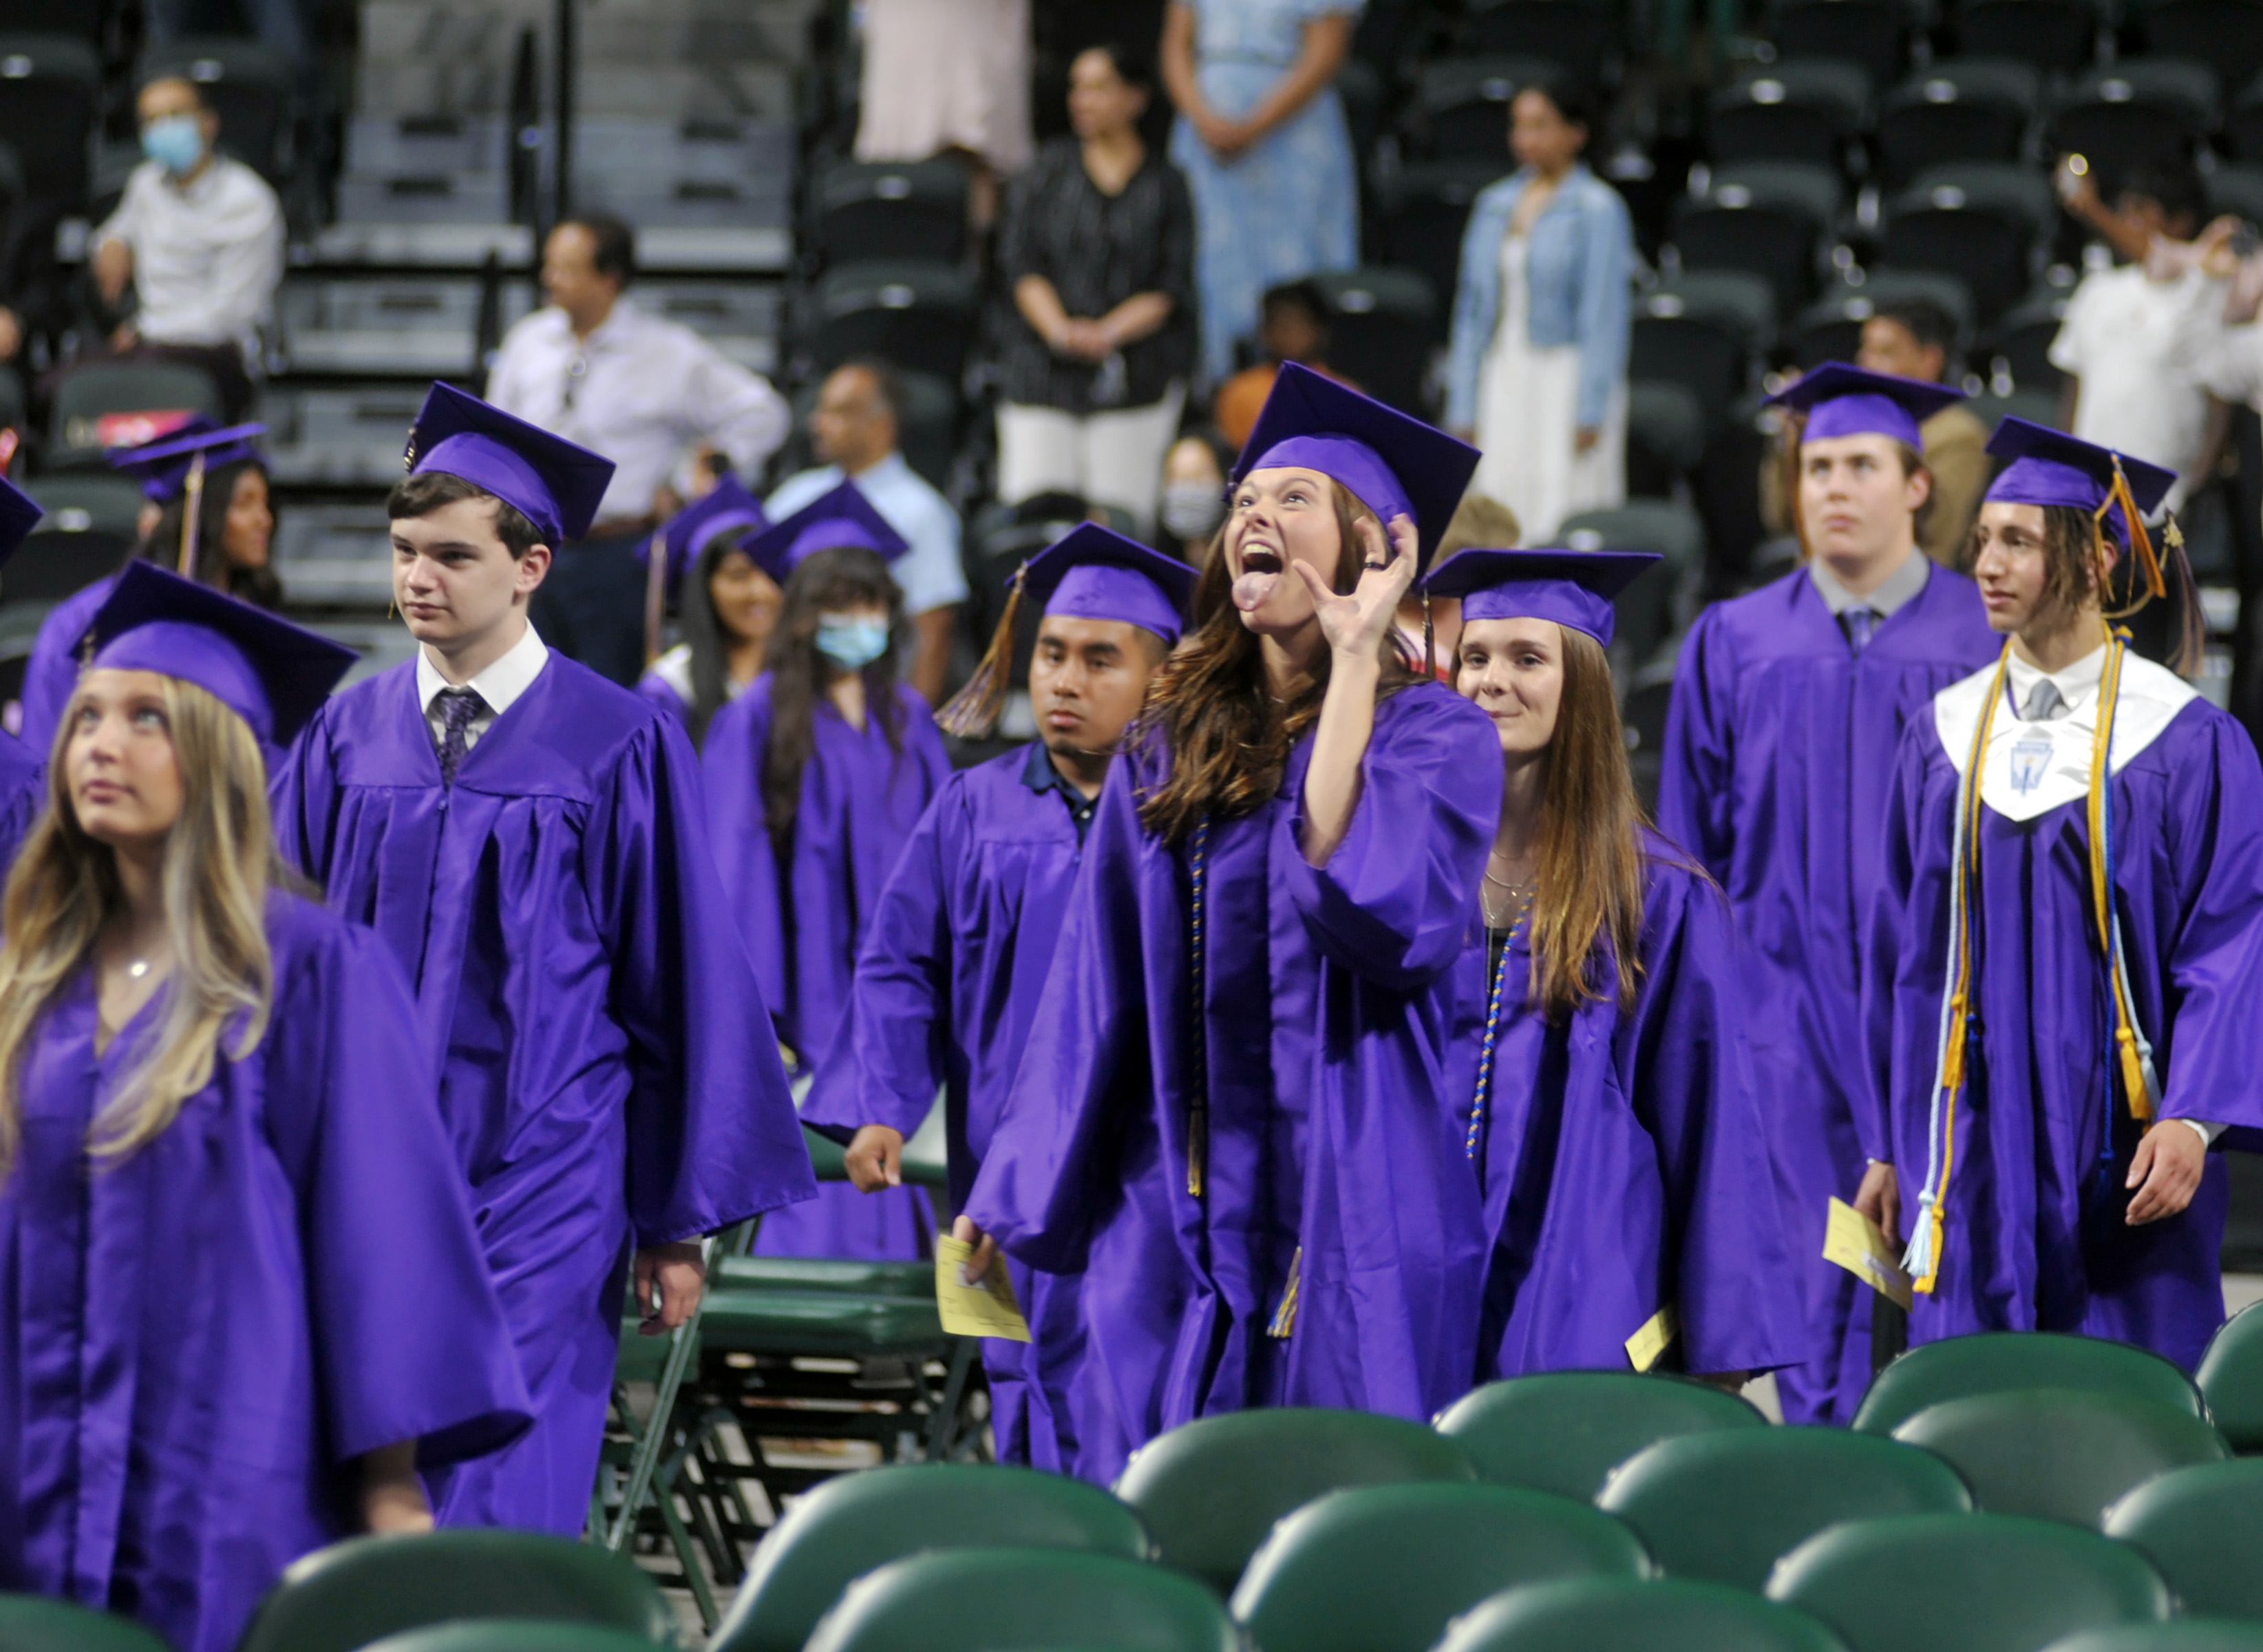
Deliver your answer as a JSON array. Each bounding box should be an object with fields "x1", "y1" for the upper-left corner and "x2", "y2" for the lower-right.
[{"x1": 1160, "y1": 481, "x2": 1226, "y2": 544}]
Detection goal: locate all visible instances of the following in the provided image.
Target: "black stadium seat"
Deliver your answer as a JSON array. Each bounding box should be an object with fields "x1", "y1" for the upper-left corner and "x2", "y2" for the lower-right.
[
  {"x1": 1789, "y1": 268, "x2": 1975, "y2": 370},
  {"x1": 2050, "y1": 61, "x2": 2219, "y2": 198},
  {"x1": 1876, "y1": 60, "x2": 2040, "y2": 189},
  {"x1": 1628, "y1": 271, "x2": 1775, "y2": 422},
  {"x1": 805, "y1": 260, "x2": 980, "y2": 384},
  {"x1": 1307, "y1": 266, "x2": 1438, "y2": 413},
  {"x1": 2227, "y1": 74, "x2": 2263, "y2": 161},
  {"x1": 1708, "y1": 62, "x2": 1872, "y2": 173},
  {"x1": 1878, "y1": 163, "x2": 2055, "y2": 322},
  {"x1": 1985, "y1": 284, "x2": 2071, "y2": 392},
  {"x1": 1463, "y1": 0, "x2": 1619, "y2": 92},
  {"x1": 1374, "y1": 158, "x2": 1511, "y2": 324},
  {"x1": 2142, "y1": 0, "x2": 2263, "y2": 110},
  {"x1": 1411, "y1": 55, "x2": 1564, "y2": 159},
  {"x1": 0, "y1": 34, "x2": 96, "y2": 208},
  {"x1": 1948, "y1": 0, "x2": 2103, "y2": 72},
  {"x1": 1770, "y1": 0, "x2": 1913, "y2": 94},
  {"x1": 1670, "y1": 160, "x2": 1841, "y2": 313},
  {"x1": 811, "y1": 159, "x2": 966, "y2": 269}
]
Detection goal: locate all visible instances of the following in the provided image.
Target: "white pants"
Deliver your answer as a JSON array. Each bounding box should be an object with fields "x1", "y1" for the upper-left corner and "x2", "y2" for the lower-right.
[{"x1": 995, "y1": 385, "x2": 1185, "y2": 536}]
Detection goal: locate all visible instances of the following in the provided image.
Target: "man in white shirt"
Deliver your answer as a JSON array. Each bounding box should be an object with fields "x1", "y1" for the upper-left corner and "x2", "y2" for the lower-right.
[
  {"x1": 767, "y1": 360, "x2": 968, "y2": 703},
  {"x1": 487, "y1": 213, "x2": 790, "y2": 685},
  {"x1": 86, "y1": 74, "x2": 283, "y2": 421}
]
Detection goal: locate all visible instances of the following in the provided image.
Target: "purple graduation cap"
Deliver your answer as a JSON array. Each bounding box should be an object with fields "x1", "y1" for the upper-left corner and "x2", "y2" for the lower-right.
[
  {"x1": 1983, "y1": 415, "x2": 2176, "y2": 547},
  {"x1": 1765, "y1": 361, "x2": 1967, "y2": 449},
  {"x1": 107, "y1": 419, "x2": 266, "y2": 503},
  {"x1": 85, "y1": 561, "x2": 357, "y2": 747},
  {"x1": 404, "y1": 381, "x2": 615, "y2": 548},
  {"x1": 1232, "y1": 361, "x2": 1480, "y2": 569},
  {"x1": 0, "y1": 472, "x2": 41, "y2": 562},
  {"x1": 742, "y1": 480, "x2": 909, "y2": 584},
  {"x1": 1422, "y1": 547, "x2": 1664, "y2": 647},
  {"x1": 639, "y1": 477, "x2": 771, "y2": 604},
  {"x1": 1024, "y1": 522, "x2": 1196, "y2": 645}
]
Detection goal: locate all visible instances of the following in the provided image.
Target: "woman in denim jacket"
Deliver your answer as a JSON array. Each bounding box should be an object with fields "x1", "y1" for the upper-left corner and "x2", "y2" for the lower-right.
[{"x1": 1445, "y1": 82, "x2": 1635, "y2": 544}]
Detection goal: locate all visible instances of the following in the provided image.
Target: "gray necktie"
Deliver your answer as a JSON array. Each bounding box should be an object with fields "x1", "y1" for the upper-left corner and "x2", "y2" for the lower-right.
[
  {"x1": 2021, "y1": 679, "x2": 2070, "y2": 723},
  {"x1": 436, "y1": 687, "x2": 486, "y2": 785}
]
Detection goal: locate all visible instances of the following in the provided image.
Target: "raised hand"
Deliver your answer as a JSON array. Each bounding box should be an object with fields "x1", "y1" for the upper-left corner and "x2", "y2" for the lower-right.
[{"x1": 1293, "y1": 511, "x2": 1417, "y2": 665}]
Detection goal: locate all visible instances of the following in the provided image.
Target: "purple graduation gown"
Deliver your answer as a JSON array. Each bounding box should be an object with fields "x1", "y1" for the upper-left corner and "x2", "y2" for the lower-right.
[
  {"x1": 1867, "y1": 663, "x2": 2263, "y2": 1373},
  {"x1": 18, "y1": 579, "x2": 113, "y2": 761},
  {"x1": 271, "y1": 653, "x2": 811, "y2": 1535},
  {"x1": 1450, "y1": 832, "x2": 1807, "y2": 1380},
  {"x1": 1659, "y1": 563, "x2": 1999, "y2": 1423},
  {"x1": 965, "y1": 683, "x2": 1498, "y2": 1485},
  {"x1": 635, "y1": 672, "x2": 690, "y2": 731},
  {"x1": 0, "y1": 731, "x2": 43, "y2": 873},
  {"x1": 802, "y1": 745, "x2": 1091, "y2": 1469},
  {"x1": 703, "y1": 675, "x2": 951, "y2": 1260},
  {"x1": 0, "y1": 893, "x2": 531, "y2": 1652}
]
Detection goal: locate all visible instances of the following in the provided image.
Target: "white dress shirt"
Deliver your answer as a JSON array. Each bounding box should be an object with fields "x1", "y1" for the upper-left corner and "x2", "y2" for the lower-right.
[
  {"x1": 416, "y1": 622, "x2": 551, "y2": 754},
  {"x1": 485, "y1": 296, "x2": 791, "y2": 525},
  {"x1": 93, "y1": 156, "x2": 282, "y2": 359},
  {"x1": 767, "y1": 451, "x2": 969, "y2": 617}
]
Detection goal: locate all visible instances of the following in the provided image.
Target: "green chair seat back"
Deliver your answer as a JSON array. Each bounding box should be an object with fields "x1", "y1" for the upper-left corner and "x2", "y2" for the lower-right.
[
  {"x1": 1891, "y1": 1390, "x2": 2229, "y2": 1527},
  {"x1": 1766, "y1": 1512, "x2": 2174, "y2": 1652},
  {"x1": 2042, "y1": 1626, "x2": 2263, "y2": 1652},
  {"x1": 2103, "y1": 1458, "x2": 2263, "y2": 1621},
  {"x1": 1435, "y1": 1577, "x2": 1850, "y2": 1652},
  {"x1": 1853, "y1": 1333, "x2": 2204, "y2": 1437},
  {"x1": 1112, "y1": 1407, "x2": 1476, "y2": 1594},
  {"x1": 711, "y1": 1463, "x2": 1152, "y2": 1652},
  {"x1": 0, "y1": 1595, "x2": 173, "y2": 1652},
  {"x1": 2197, "y1": 1303, "x2": 2263, "y2": 1452},
  {"x1": 362, "y1": 1626, "x2": 670, "y2": 1652},
  {"x1": 698, "y1": 1288, "x2": 945, "y2": 1358},
  {"x1": 1230, "y1": 1483, "x2": 1651, "y2": 1652},
  {"x1": 713, "y1": 1256, "x2": 932, "y2": 1298},
  {"x1": 233, "y1": 1529, "x2": 676, "y2": 1652},
  {"x1": 1599, "y1": 1427, "x2": 1973, "y2": 1589},
  {"x1": 801, "y1": 1548, "x2": 1239, "y2": 1652},
  {"x1": 1434, "y1": 1373, "x2": 1767, "y2": 1500}
]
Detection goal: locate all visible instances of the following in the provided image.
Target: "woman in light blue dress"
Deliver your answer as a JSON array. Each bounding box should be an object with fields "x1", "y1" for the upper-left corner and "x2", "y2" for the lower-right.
[{"x1": 1162, "y1": 0, "x2": 1361, "y2": 385}]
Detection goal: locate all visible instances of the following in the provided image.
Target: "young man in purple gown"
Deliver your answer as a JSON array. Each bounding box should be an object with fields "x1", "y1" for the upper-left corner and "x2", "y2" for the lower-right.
[
  {"x1": 1659, "y1": 364, "x2": 2001, "y2": 1424},
  {"x1": 272, "y1": 384, "x2": 812, "y2": 1535},
  {"x1": 801, "y1": 524, "x2": 1193, "y2": 1471},
  {"x1": 1864, "y1": 419, "x2": 2263, "y2": 1371}
]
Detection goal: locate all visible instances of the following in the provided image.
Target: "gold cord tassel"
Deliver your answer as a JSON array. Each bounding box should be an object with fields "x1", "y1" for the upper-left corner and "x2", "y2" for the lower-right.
[
  {"x1": 935, "y1": 564, "x2": 1028, "y2": 738},
  {"x1": 177, "y1": 449, "x2": 206, "y2": 577}
]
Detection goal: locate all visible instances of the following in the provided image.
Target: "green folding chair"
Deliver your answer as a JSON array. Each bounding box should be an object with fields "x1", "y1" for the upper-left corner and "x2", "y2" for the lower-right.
[
  {"x1": 233, "y1": 1529, "x2": 677, "y2": 1652},
  {"x1": 1852, "y1": 1334, "x2": 2205, "y2": 1437},
  {"x1": 1891, "y1": 1390, "x2": 2229, "y2": 1526},
  {"x1": 1230, "y1": 1481, "x2": 1650, "y2": 1652},
  {"x1": 2103, "y1": 1458, "x2": 2263, "y2": 1620},
  {"x1": 800, "y1": 1549, "x2": 1240, "y2": 1652},
  {"x1": 1114, "y1": 1407, "x2": 1476, "y2": 1594},
  {"x1": 361, "y1": 1627, "x2": 670, "y2": 1652},
  {"x1": 1434, "y1": 1578, "x2": 1849, "y2": 1652},
  {"x1": 1434, "y1": 1373, "x2": 1767, "y2": 1501},
  {"x1": 2041, "y1": 1627, "x2": 2263, "y2": 1652},
  {"x1": 2197, "y1": 1302, "x2": 2263, "y2": 1453},
  {"x1": 0, "y1": 1596, "x2": 172, "y2": 1652},
  {"x1": 1598, "y1": 1426, "x2": 1973, "y2": 1589},
  {"x1": 1766, "y1": 1512, "x2": 2174, "y2": 1652},
  {"x1": 710, "y1": 1463, "x2": 1152, "y2": 1652}
]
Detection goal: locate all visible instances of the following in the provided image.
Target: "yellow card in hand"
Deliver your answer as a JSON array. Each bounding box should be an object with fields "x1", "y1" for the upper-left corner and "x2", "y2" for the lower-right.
[
  {"x1": 935, "y1": 1236, "x2": 1032, "y2": 1342},
  {"x1": 1823, "y1": 1196, "x2": 1913, "y2": 1309},
  {"x1": 1625, "y1": 1303, "x2": 1679, "y2": 1372}
]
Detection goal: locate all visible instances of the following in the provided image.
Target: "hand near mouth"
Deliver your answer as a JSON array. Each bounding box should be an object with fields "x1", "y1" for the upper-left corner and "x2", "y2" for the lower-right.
[{"x1": 1295, "y1": 512, "x2": 1417, "y2": 664}]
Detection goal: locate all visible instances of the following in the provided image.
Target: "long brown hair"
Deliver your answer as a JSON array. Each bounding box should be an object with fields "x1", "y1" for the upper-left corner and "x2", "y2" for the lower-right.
[
  {"x1": 1138, "y1": 481, "x2": 1418, "y2": 843},
  {"x1": 1460, "y1": 623, "x2": 1648, "y2": 1019},
  {"x1": 758, "y1": 545, "x2": 909, "y2": 856},
  {"x1": 1994, "y1": 502, "x2": 2205, "y2": 674},
  {"x1": 0, "y1": 676, "x2": 282, "y2": 1176},
  {"x1": 136, "y1": 458, "x2": 284, "y2": 610}
]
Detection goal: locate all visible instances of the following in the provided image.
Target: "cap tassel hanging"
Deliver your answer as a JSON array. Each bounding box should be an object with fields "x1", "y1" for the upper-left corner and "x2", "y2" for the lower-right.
[
  {"x1": 641, "y1": 528, "x2": 669, "y2": 668},
  {"x1": 176, "y1": 449, "x2": 206, "y2": 578},
  {"x1": 936, "y1": 564, "x2": 1028, "y2": 739},
  {"x1": 2095, "y1": 456, "x2": 2203, "y2": 676}
]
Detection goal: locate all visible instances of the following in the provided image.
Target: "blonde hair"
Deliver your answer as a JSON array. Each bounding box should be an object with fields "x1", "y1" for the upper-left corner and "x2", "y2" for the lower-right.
[{"x1": 0, "y1": 675, "x2": 281, "y2": 1174}]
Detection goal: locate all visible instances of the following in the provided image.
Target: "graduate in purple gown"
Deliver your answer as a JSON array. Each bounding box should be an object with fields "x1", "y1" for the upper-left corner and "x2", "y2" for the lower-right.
[
  {"x1": 1423, "y1": 549, "x2": 1805, "y2": 1384},
  {"x1": 1864, "y1": 419, "x2": 2263, "y2": 1373},
  {"x1": 803, "y1": 524, "x2": 1194, "y2": 1468},
  {"x1": 271, "y1": 385, "x2": 811, "y2": 1536},
  {"x1": 633, "y1": 478, "x2": 777, "y2": 745},
  {"x1": 0, "y1": 478, "x2": 49, "y2": 869},
  {"x1": 958, "y1": 365, "x2": 1497, "y2": 1482},
  {"x1": 703, "y1": 481, "x2": 953, "y2": 1260},
  {"x1": 0, "y1": 562, "x2": 530, "y2": 1652},
  {"x1": 1659, "y1": 365, "x2": 2001, "y2": 1424},
  {"x1": 19, "y1": 420, "x2": 277, "y2": 758}
]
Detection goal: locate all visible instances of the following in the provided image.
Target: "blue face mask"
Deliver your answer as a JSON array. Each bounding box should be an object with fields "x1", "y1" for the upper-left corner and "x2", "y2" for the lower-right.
[
  {"x1": 815, "y1": 616, "x2": 891, "y2": 670},
  {"x1": 142, "y1": 114, "x2": 205, "y2": 176}
]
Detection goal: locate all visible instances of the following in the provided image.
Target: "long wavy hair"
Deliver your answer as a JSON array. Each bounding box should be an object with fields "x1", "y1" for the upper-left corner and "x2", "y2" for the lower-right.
[
  {"x1": 133, "y1": 458, "x2": 284, "y2": 610},
  {"x1": 1459, "y1": 622, "x2": 1649, "y2": 1019},
  {"x1": 758, "y1": 545, "x2": 909, "y2": 856},
  {"x1": 0, "y1": 675, "x2": 282, "y2": 1176},
  {"x1": 678, "y1": 531, "x2": 776, "y2": 750},
  {"x1": 1138, "y1": 480, "x2": 1419, "y2": 843},
  {"x1": 1995, "y1": 502, "x2": 2204, "y2": 674}
]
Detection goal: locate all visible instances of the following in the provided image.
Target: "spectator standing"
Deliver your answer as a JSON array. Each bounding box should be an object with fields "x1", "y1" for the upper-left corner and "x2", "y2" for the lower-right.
[
  {"x1": 85, "y1": 76, "x2": 282, "y2": 423},
  {"x1": 855, "y1": 0, "x2": 1034, "y2": 226},
  {"x1": 768, "y1": 362, "x2": 969, "y2": 706},
  {"x1": 2050, "y1": 158, "x2": 2229, "y2": 510},
  {"x1": 996, "y1": 45, "x2": 1196, "y2": 536},
  {"x1": 1445, "y1": 81, "x2": 1633, "y2": 544},
  {"x1": 1162, "y1": 0, "x2": 1360, "y2": 386},
  {"x1": 486, "y1": 215, "x2": 791, "y2": 687}
]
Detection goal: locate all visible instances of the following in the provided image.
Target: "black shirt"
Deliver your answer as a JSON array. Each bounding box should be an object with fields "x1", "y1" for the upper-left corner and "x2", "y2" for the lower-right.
[{"x1": 1023, "y1": 738, "x2": 1101, "y2": 844}]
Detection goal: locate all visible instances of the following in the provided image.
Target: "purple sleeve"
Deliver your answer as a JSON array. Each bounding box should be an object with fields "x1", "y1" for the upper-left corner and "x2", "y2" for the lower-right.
[
  {"x1": 1658, "y1": 608, "x2": 1737, "y2": 885},
  {"x1": 1861, "y1": 717, "x2": 1943, "y2": 1168},
  {"x1": 1282, "y1": 686, "x2": 1499, "y2": 990},
  {"x1": 636, "y1": 673, "x2": 690, "y2": 730},
  {"x1": 699, "y1": 684, "x2": 790, "y2": 1028},
  {"x1": 264, "y1": 915, "x2": 533, "y2": 1467},
  {"x1": 267, "y1": 704, "x2": 339, "y2": 885},
  {"x1": 593, "y1": 713, "x2": 816, "y2": 1245},
  {"x1": 2158, "y1": 714, "x2": 2263, "y2": 1146}
]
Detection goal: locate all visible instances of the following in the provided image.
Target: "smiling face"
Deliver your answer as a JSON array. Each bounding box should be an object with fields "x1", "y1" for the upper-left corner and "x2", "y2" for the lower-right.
[
  {"x1": 1225, "y1": 467, "x2": 1351, "y2": 637},
  {"x1": 1030, "y1": 613, "x2": 1160, "y2": 761},
  {"x1": 708, "y1": 546, "x2": 783, "y2": 650},
  {"x1": 66, "y1": 670, "x2": 187, "y2": 854},
  {"x1": 1456, "y1": 617, "x2": 1565, "y2": 762},
  {"x1": 221, "y1": 466, "x2": 273, "y2": 570},
  {"x1": 1799, "y1": 433, "x2": 1928, "y2": 566},
  {"x1": 391, "y1": 495, "x2": 549, "y2": 650}
]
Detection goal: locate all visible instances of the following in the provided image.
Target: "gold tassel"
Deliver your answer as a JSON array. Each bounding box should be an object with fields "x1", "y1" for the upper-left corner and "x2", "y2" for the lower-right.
[
  {"x1": 935, "y1": 564, "x2": 1028, "y2": 738},
  {"x1": 178, "y1": 450, "x2": 206, "y2": 577}
]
